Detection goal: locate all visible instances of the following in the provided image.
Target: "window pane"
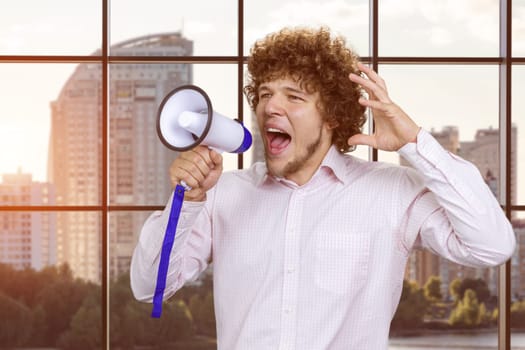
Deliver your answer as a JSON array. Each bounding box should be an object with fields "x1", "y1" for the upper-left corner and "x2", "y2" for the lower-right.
[
  {"x1": 379, "y1": 0, "x2": 499, "y2": 57},
  {"x1": 0, "y1": 211, "x2": 101, "y2": 348},
  {"x1": 377, "y1": 65, "x2": 500, "y2": 194},
  {"x1": 513, "y1": 0, "x2": 525, "y2": 57},
  {"x1": 374, "y1": 65, "x2": 500, "y2": 348},
  {"x1": 110, "y1": 210, "x2": 216, "y2": 347},
  {"x1": 109, "y1": 63, "x2": 238, "y2": 206},
  {"x1": 244, "y1": 0, "x2": 369, "y2": 57},
  {"x1": 513, "y1": 65, "x2": 525, "y2": 205},
  {"x1": 109, "y1": 211, "x2": 150, "y2": 280},
  {"x1": 511, "y1": 212, "x2": 525, "y2": 348},
  {"x1": 0, "y1": 0, "x2": 101, "y2": 55},
  {"x1": 0, "y1": 63, "x2": 101, "y2": 206},
  {"x1": 110, "y1": 0, "x2": 237, "y2": 56}
]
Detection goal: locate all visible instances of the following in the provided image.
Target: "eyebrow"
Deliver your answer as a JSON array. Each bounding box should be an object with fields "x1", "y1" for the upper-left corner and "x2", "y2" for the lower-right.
[{"x1": 258, "y1": 84, "x2": 308, "y2": 96}]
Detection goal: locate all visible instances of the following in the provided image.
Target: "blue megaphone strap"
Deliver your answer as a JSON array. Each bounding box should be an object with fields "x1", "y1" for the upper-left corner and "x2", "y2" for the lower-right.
[{"x1": 151, "y1": 184, "x2": 185, "y2": 318}]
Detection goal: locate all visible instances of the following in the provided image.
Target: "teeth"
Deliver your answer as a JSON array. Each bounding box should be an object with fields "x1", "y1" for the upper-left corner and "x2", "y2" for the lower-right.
[{"x1": 267, "y1": 127, "x2": 286, "y2": 134}]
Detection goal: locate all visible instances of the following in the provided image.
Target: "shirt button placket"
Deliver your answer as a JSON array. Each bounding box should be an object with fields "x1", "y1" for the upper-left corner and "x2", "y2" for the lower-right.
[{"x1": 278, "y1": 189, "x2": 303, "y2": 350}]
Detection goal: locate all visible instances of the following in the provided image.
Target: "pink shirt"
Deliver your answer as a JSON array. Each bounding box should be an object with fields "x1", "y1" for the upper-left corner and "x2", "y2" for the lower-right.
[{"x1": 130, "y1": 129, "x2": 515, "y2": 350}]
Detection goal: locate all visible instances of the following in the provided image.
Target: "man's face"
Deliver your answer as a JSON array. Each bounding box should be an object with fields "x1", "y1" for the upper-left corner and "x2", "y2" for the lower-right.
[{"x1": 255, "y1": 77, "x2": 333, "y2": 185}]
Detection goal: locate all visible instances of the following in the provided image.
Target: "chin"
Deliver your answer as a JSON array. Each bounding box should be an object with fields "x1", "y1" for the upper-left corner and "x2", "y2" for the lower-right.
[{"x1": 264, "y1": 157, "x2": 286, "y2": 177}]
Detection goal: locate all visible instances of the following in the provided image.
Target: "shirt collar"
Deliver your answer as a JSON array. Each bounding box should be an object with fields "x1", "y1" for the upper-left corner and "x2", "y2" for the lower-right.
[{"x1": 319, "y1": 145, "x2": 347, "y2": 185}]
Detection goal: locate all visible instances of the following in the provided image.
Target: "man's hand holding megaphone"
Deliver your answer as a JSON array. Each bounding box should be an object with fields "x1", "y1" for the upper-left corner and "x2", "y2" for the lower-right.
[{"x1": 169, "y1": 145, "x2": 223, "y2": 202}]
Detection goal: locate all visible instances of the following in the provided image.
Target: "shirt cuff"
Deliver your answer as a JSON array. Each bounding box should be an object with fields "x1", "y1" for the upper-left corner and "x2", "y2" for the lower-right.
[
  {"x1": 397, "y1": 128, "x2": 449, "y2": 173},
  {"x1": 139, "y1": 191, "x2": 206, "y2": 258}
]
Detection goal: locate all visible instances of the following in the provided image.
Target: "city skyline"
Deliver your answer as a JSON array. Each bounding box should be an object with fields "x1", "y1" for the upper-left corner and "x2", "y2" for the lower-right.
[{"x1": 1, "y1": 1, "x2": 525, "y2": 207}]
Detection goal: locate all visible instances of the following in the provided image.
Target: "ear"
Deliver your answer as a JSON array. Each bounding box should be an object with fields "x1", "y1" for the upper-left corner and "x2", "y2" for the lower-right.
[{"x1": 326, "y1": 119, "x2": 339, "y2": 130}]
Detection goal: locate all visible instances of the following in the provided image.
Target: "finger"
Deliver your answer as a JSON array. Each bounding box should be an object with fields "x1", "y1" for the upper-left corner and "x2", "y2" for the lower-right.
[
  {"x1": 169, "y1": 155, "x2": 208, "y2": 191},
  {"x1": 191, "y1": 145, "x2": 216, "y2": 169},
  {"x1": 184, "y1": 187, "x2": 207, "y2": 202},
  {"x1": 169, "y1": 167, "x2": 200, "y2": 190},
  {"x1": 349, "y1": 74, "x2": 390, "y2": 103},
  {"x1": 347, "y1": 133, "x2": 376, "y2": 148},
  {"x1": 178, "y1": 158, "x2": 209, "y2": 185},
  {"x1": 357, "y1": 97, "x2": 390, "y2": 112},
  {"x1": 209, "y1": 149, "x2": 223, "y2": 169},
  {"x1": 179, "y1": 150, "x2": 214, "y2": 180},
  {"x1": 357, "y1": 62, "x2": 388, "y2": 92}
]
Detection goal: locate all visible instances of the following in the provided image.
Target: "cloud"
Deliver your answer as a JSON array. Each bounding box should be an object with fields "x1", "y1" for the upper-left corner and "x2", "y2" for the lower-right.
[
  {"x1": 514, "y1": 6, "x2": 525, "y2": 54},
  {"x1": 184, "y1": 20, "x2": 215, "y2": 36},
  {"x1": 415, "y1": 0, "x2": 498, "y2": 47},
  {"x1": 430, "y1": 26, "x2": 453, "y2": 46},
  {"x1": 267, "y1": 0, "x2": 368, "y2": 28},
  {"x1": 245, "y1": 0, "x2": 369, "y2": 53}
]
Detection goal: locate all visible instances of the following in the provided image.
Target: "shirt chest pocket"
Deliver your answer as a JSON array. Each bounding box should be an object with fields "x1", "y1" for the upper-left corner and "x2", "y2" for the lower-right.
[{"x1": 314, "y1": 231, "x2": 371, "y2": 295}]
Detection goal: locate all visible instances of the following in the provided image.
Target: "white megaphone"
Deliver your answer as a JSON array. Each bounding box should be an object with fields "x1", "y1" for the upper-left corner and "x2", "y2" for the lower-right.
[{"x1": 157, "y1": 85, "x2": 252, "y2": 153}]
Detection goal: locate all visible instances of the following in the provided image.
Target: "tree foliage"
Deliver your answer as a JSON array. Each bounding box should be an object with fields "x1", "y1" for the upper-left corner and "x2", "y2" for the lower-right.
[
  {"x1": 449, "y1": 277, "x2": 490, "y2": 304},
  {"x1": 0, "y1": 263, "x2": 214, "y2": 349},
  {"x1": 511, "y1": 300, "x2": 525, "y2": 328},
  {"x1": 0, "y1": 292, "x2": 33, "y2": 347},
  {"x1": 448, "y1": 289, "x2": 491, "y2": 328},
  {"x1": 424, "y1": 275, "x2": 443, "y2": 302},
  {"x1": 391, "y1": 280, "x2": 428, "y2": 330},
  {"x1": 57, "y1": 289, "x2": 102, "y2": 350}
]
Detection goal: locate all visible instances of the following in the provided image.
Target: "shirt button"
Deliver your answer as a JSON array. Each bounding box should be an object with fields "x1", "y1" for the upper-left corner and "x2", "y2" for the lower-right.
[
  {"x1": 284, "y1": 308, "x2": 292, "y2": 314},
  {"x1": 287, "y1": 267, "x2": 295, "y2": 274}
]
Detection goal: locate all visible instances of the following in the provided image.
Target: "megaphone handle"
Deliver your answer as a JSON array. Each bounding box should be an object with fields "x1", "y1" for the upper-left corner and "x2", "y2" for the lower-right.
[{"x1": 151, "y1": 184, "x2": 186, "y2": 318}]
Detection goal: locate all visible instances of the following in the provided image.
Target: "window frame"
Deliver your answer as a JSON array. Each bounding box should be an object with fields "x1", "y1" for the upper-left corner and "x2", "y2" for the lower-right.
[{"x1": 0, "y1": 0, "x2": 523, "y2": 349}]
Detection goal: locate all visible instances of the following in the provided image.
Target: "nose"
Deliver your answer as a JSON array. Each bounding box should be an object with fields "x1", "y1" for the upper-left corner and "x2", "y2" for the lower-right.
[{"x1": 264, "y1": 93, "x2": 285, "y2": 117}]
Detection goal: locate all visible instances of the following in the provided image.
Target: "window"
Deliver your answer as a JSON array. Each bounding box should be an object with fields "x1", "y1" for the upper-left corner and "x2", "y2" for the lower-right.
[{"x1": 0, "y1": 0, "x2": 523, "y2": 349}]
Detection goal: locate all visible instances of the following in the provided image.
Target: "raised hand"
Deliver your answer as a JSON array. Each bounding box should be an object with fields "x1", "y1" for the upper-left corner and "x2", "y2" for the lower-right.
[
  {"x1": 169, "y1": 145, "x2": 223, "y2": 202},
  {"x1": 347, "y1": 62, "x2": 420, "y2": 152}
]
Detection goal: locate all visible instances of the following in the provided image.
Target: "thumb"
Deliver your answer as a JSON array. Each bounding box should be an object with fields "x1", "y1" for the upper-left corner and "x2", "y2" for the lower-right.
[
  {"x1": 209, "y1": 149, "x2": 223, "y2": 169},
  {"x1": 347, "y1": 133, "x2": 375, "y2": 148}
]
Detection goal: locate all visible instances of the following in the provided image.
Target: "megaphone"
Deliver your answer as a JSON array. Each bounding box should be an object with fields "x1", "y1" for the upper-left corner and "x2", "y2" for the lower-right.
[{"x1": 157, "y1": 85, "x2": 252, "y2": 153}]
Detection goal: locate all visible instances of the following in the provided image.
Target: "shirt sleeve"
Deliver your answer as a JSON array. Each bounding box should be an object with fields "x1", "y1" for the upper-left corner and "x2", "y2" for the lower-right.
[
  {"x1": 130, "y1": 190, "x2": 213, "y2": 302},
  {"x1": 397, "y1": 128, "x2": 516, "y2": 267}
]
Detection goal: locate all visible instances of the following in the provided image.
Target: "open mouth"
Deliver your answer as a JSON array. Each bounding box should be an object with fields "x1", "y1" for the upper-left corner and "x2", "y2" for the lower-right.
[{"x1": 266, "y1": 127, "x2": 291, "y2": 155}]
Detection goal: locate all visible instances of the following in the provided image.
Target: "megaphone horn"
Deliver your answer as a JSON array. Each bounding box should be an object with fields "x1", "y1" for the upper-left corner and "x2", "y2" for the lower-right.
[{"x1": 156, "y1": 85, "x2": 252, "y2": 153}]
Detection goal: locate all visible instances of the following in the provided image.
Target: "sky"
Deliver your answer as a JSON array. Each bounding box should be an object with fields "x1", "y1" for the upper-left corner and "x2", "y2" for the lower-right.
[{"x1": 0, "y1": 0, "x2": 524, "y2": 205}]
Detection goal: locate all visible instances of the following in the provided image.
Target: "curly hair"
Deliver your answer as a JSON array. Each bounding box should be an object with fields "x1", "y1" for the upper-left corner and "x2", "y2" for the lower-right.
[{"x1": 244, "y1": 27, "x2": 366, "y2": 153}]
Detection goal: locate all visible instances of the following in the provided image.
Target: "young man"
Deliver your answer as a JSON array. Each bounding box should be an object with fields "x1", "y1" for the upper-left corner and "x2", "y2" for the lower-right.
[{"x1": 130, "y1": 27, "x2": 516, "y2": 349}]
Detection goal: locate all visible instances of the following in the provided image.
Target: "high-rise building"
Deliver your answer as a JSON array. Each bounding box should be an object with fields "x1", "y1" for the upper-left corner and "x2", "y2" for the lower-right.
[
  {"x1": 48, "y1": 33, "x2": 193, "y2": 282},
  {"x1": 0, "y1": 170, "x2": 56, "y2": 270},
  {"x1": 459, "y1": 126, "x2": 518, "y2": 205}
]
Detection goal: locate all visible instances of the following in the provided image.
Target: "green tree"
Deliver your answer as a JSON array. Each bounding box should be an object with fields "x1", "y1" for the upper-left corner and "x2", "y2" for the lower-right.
[
  {"x1": 450, "y1": 277, "x2": 490, "y2": 304},
  {"x1": 511, "y1": 300, "x2": 525, "y2": 328},
  {"x1": 57, "y1": 290, "x2": 102, "y2": 350},
  {"x1": 29, "y1": 305, "x2": 48, "y2": 347},
  {"x1": 138, "y1": 299, "x2": 194, "y2": 347},
  {"x1": 110, "y1": 273, "x2": 145, "y2": 348},
  {"x1": 189, "y1": 291, "x2": 216, "y2": 337},
  {"x1": 0, "y1": 263, "x2": 73, "y2": 308},
  {"x1": 0, "y1": 292, "x2": 33, "y2": 347},
  {"x1": 110, "y1": 272, "x2": 198, "y2": 348},
  {"x1": 449, "y1": 288, "x2": 490, "y2": 328},
  {"x1": 391, "y1": 280, "x2": 428, "y2": 330},
  {"x1": 35, "y1": 276, "x2": 95, "y2": 345},
  {"x1": 424, "y1": 275, "x2": 443, "y2": 302},
  {"x1": 449, "y1": 278, "x2": 462, "y2": 302}
]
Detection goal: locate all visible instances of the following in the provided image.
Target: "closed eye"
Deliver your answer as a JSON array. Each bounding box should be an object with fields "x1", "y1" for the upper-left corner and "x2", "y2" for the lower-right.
[{"x1": 288, "y1": 94, "x2": 305, "y2": 102}]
